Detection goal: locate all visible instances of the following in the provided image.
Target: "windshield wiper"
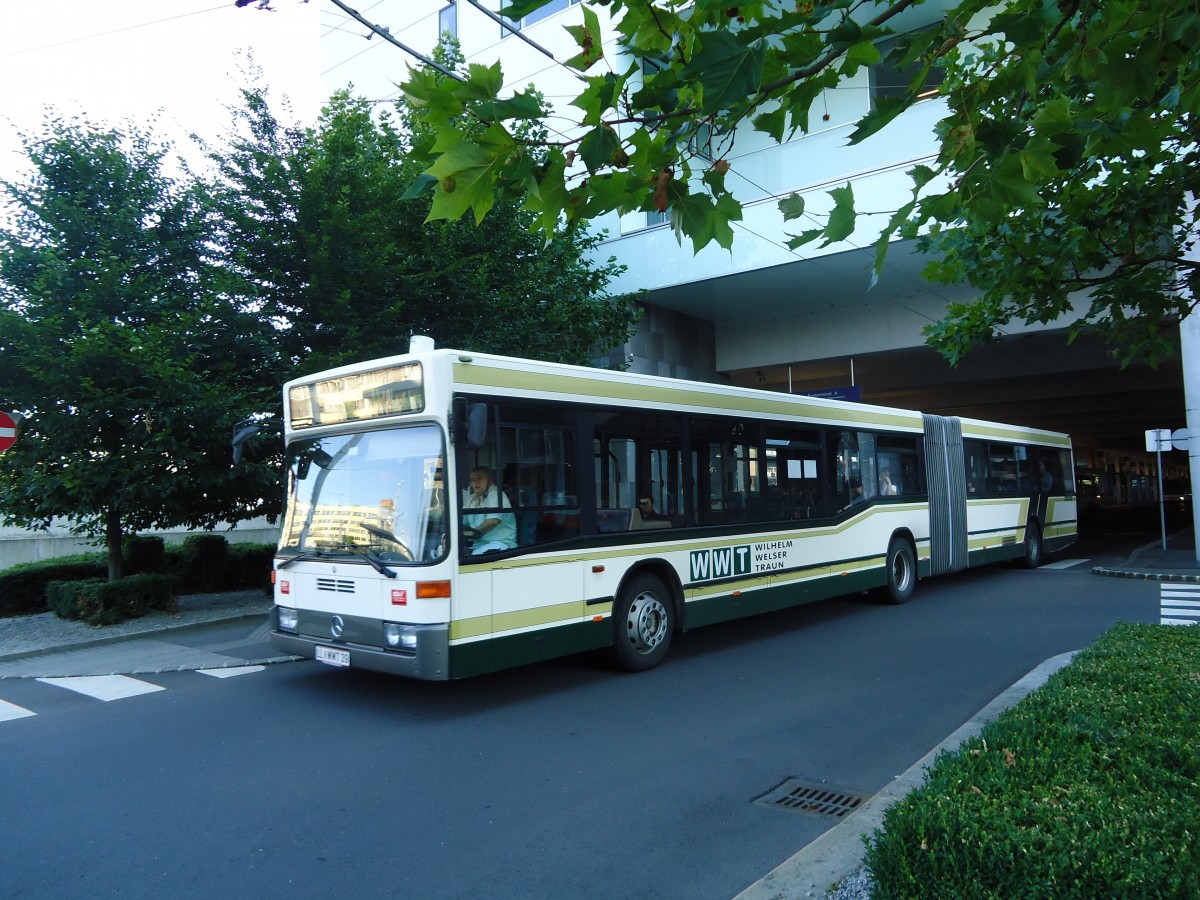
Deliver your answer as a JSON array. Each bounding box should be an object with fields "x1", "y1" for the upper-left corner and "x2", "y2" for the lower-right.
[
  {"x1": 355, "y1": 550, "x2": 399, "y2": 579},
  {"x1": 276, "y1": 547, "x2": 399, "y2": 579},
  {"x1": 277, "y1": 549, "x2": 342, "y2": 570}
]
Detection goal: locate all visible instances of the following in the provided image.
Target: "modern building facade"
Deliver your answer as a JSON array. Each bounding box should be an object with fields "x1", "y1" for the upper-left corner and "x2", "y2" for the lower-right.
[{"x1": 320, "y1": 1, "x2": 1190, "y2": 501}]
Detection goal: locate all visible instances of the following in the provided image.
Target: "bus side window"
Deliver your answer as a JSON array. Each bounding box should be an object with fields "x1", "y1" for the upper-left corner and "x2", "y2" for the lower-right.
[
  {"x1": 492, "y1": 406, "x2": 582, "y2": 548},
  {"x1": 963, "y1": 440, "x2": 988, "y2": 494}
]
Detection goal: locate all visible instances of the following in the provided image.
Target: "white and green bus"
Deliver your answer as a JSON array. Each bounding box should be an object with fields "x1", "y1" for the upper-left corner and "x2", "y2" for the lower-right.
[{"x1": 268, "y1": 339, "x2": 1077, "y2": 679}]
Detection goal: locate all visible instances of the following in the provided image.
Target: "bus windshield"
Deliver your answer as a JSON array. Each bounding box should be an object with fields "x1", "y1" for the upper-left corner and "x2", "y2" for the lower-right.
[{"x1": 279, "y1": 425, "x2": 447, "y2": 565}]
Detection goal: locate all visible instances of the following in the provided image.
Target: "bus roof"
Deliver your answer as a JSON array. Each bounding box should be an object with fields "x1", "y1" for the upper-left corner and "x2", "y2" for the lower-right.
[{"x1": 283, "y1": 347, "x2": 1071, "y2": 447}]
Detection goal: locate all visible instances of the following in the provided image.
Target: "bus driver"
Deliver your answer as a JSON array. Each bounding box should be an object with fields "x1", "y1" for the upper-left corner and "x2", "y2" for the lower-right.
[{"x1": 463, "y1": 467, "x2": 517, "y2": 554}]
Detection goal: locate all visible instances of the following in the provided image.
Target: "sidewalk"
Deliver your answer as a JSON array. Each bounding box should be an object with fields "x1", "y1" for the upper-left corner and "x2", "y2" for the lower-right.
[
  {"x1": 0, "y1": 590, "x2": 292, "y2": 678},
  {"x1": 1091, "y1": 527, "x2": 1199, "y2": 582}
]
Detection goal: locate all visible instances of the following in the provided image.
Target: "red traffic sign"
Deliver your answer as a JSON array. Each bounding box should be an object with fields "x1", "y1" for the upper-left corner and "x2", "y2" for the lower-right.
[{"x1": 0, "y1": 411, "x2": 16, "y2": 452}]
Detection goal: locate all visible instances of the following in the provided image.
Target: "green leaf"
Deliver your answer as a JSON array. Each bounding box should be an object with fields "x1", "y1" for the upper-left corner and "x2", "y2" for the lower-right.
[
  {"x1": 424, "y1": 131, "x2": 512, "y2": 224},
  {"x1": 680, "y1": 30, "x2": 766, "y2": 115},
  {"x1": 778, "y1": 193, "x2": 805, "y2": 222},
  {"x1": 673, "y1": 189, "x2": 741, "y2": 253},
  {"x1": 578, "y1": 125, "x2": 622, "y2": 174},
  {"x1": 564, "y1": 5, "x2": 605, "y2": 72},
  {"x1": 823, "y1": 184, "x2": 856, "y2": 244}
]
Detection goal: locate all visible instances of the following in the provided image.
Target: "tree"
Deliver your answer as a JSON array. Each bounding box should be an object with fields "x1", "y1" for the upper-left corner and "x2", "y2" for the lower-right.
[
  {"x1": 393, "y1": 0, "x2": 1200, "y2": 365},
  {"x1": 207, "y1": 66, "x2": 638, "y2": 381},
  {"x1": 0, "y1": 117, "x2": 280, "y2": 580}
]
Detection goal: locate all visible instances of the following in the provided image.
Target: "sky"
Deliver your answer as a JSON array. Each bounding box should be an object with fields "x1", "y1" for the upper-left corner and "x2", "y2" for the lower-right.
[{"x1": 0, "y1": 0, "x2": 322, "y2": 184}]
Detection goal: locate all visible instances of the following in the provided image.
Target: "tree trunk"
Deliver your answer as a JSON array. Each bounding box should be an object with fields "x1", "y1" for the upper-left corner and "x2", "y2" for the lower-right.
[{"x1": 105, "y1": 508, "x2": 124, "y2": 582}]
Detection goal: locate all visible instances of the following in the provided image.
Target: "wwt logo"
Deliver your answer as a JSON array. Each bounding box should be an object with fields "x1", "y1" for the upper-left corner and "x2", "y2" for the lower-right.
[{"x1": 690, "y1": 545, "x2": 752, "y2": 581}]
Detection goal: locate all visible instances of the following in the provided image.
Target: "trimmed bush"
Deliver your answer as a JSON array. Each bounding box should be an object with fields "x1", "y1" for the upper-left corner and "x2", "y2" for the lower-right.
[
  {"x1": 0, "y1": 555, "x2": 107, "y2": 617},
  {"x1": 46, "y1": 574, "x2": 177, "y2": 626},
  {"x1": 124, "y1": 535, "x2": 166, "y2": 575},
  {"x1": 178, "y1": 534, "x2": 230, "y2": 592},
  {"x1": 224, "y1": 542, "x2": 276, "y2": 593},
  {"x1": 866, "y1": 623, "x2": 1200, "y2": 898}
]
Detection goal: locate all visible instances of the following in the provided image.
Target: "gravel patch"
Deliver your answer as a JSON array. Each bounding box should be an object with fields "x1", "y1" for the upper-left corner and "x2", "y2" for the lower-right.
[
  {"x1": 825, "y1": 866, "x2": 874, "y2": 899},
  {"x1": 0, "y1": 590, "x2": 271, "y2": 659}
]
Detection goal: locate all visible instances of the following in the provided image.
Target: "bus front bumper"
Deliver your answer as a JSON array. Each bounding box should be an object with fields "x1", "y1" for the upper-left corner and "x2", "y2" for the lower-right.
[{"x1": 271, "y1": 615, "x2": 451, "y2": 680}]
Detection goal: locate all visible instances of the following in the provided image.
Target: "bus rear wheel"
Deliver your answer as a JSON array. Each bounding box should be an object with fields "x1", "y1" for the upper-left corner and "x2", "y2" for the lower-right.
[
  {"x1": 885, "y1": 537, "x2": 916, "y2": 604},
  {"x1": 612, "y1": 574, "x2": 673, "y2": 672},
  {"x1": 1022, "y1": 521, "x2": 1042, "y2": 569}
]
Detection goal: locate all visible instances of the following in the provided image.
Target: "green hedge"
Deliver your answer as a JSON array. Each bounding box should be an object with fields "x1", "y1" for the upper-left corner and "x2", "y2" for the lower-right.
[
  {"x1": 46, "y1": 574, "x2": 178, "y2": 626},
  {"x1": 177, "y1": 534, "x2": 231, "y2": 592},
  {"x1": 1, "y1": 536, "x2": 277, "y2": 618},
  {"x1": 0, "y1": 555, "x2": 107, "y2": 618},
  {"x1": 866, "y1": 623, "x2": 1200, "y2": 898},
  {"x1": 225, "y1": 543, "x2": 275, "y2": 594}
]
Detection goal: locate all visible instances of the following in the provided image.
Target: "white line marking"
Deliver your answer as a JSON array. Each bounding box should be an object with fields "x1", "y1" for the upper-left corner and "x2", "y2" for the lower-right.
[
  {"x1": 1041, "y1": 559, "x2": 1089, "y2": 570},
  {"x1": 197, "y1": 665, "x2": 266, "y2": 678},
  {"x1": 1161, "y1": 588, "x2": 1200, "y2": 598},
  {"x1": 37, "y1": 675, "x2": 166, "y2": 701},
  {"x1": 1160, "y1": 585, "x2": 1200, "y2": 626},
  {"x1": 0, "y1": 699, "x2": 36, "y2": 722}
]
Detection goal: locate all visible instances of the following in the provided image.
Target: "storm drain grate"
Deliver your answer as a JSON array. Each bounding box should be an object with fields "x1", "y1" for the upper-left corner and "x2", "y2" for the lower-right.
[{"x1": 754, "y1": 779, "x2": 867, "y2": 818}]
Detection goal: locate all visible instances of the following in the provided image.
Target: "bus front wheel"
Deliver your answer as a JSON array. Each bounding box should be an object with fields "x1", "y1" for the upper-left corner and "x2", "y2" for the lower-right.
[
  {"x1": 885, "y1": 538, "x2": 916, "y2": 604},
  {"x1": 1022, "y1": 521, "x2": 1042, "y2": 569},
  {"x1": 612, "y1": 574, "x2": 674, "y2": 672}
]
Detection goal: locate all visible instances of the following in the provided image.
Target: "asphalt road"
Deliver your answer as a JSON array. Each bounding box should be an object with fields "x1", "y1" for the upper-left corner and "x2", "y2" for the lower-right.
[{"x1": 0, "y1": 534, "x2": 1164, "y2": 900}]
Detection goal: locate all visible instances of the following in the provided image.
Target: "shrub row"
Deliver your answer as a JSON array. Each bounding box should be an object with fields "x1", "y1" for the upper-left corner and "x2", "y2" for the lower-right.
[
  {"x1": 0, "y1": 535, "x2": 276, "y2": 619},
  {"x1": 46, "y1": 574, "x2": 178, "y2": 626},
  {"x1": 0, "y1": 555, "x2": 107, "y2": 617},
  {"x1": 866, "y1": 622, "x2": 1200, "y2": 898}
]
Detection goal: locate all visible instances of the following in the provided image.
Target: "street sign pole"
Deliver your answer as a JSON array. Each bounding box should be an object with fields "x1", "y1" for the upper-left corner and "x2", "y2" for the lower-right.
[
  {"x1": 1146, "y1": 429, "x2": 1172, "y2": 551},
  {"x1": 1156, "y1": 442, "x2": 1167, "y2": 551}
]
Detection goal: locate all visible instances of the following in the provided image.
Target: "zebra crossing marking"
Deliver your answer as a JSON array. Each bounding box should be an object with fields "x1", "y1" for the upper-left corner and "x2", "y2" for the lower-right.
[
  {"x1": 1041, "y1": 559, "x2": 1088, "y2": 570},
  {"x1": 197, "y1": 665, "x2": 266, "y2": 678},
  {"x1": 3, "y1": 666, "x2": 271, "y2": 724},
  {"x1": 0, "y1": 698, "x2": 36, "y2": 722},
  {"x1": 36, "y1": 675, "x2": 166, "y2": 701},
  {"x1": 1160, "y1": 584, "x2": 1200, "y2": 626}
]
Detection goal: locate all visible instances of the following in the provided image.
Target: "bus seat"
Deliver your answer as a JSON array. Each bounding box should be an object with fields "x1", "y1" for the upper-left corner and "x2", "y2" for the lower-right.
[
  {"x1": 632, "y1": 509, "x2": 670, "y2": 530},
  {"x1": 596, "y1": 509, "x2": 634, "y2": 533}
]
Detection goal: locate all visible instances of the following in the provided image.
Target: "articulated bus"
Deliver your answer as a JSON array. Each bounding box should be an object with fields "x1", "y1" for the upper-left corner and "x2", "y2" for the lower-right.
[{"x1": 268, "y1": 340, "x2": 1077, "y2": 679}]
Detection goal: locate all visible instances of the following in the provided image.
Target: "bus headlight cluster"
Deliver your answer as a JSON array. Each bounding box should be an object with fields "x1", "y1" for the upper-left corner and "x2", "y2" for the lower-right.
[
  {"x1": 384, "y1": 623, "x2": 418, "y2": 652},
  {"x1": 277, "y1": 607, "x2": 298, "y2": 633}
]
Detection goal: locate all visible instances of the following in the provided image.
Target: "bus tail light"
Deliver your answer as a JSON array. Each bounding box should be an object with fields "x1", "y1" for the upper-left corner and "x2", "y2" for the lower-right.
[{"x1": 416, "y1": 580, "x2": 451, "y2": 599}]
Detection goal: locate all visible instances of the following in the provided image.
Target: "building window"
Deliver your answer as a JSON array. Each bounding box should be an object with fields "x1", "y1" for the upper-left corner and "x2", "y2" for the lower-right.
[
  {"x1": 870, "y1": 26, "x2": 945, "y2": 106},
  {"x1": 502, "y1": 0, "x2": 582, "y2": 35},
  {"x1": 439, "y1": 2, "x2": 457, "y2": 39}
]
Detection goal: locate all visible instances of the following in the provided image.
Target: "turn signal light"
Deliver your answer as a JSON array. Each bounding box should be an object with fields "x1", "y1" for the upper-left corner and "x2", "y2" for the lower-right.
[{"x1": 416, "y1": 580, "x2": 451, "y2": 599}]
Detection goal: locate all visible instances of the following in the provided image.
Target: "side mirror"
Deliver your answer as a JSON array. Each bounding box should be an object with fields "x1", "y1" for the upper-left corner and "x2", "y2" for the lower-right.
[{"x1": 231, "y1": 418, "x2": 261, "y2": 465}]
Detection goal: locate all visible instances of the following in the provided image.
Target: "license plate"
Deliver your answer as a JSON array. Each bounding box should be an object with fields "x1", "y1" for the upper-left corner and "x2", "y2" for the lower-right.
[{"x1": 315, "y1": 646, "x2": 350, "y2": 668}]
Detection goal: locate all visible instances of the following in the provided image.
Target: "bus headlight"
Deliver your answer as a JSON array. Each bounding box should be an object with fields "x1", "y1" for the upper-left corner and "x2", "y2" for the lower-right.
[
  {"x1": 384, "y1": 622, "x2": 418, "y2": 652},
  {"x1": 277, "y1": 607, "x2": 298, "y2": 633}
]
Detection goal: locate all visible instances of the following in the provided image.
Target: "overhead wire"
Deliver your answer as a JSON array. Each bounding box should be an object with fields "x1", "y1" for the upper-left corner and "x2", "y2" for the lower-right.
[{"x1": 0, "y1": 3, "x2": 236, "y2": 61}]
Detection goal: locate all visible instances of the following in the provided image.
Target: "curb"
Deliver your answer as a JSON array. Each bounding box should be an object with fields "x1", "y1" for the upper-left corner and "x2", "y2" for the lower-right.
[
  {"x1": 1091, "y1": 566, "x2": 1200, "y2": 584},
  {"x1": 0, "y1": 611, "x2": 272, "y2": 667},
  {"x1": 734, "y1": 651, "x2": 1079, "y2": 900}
]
